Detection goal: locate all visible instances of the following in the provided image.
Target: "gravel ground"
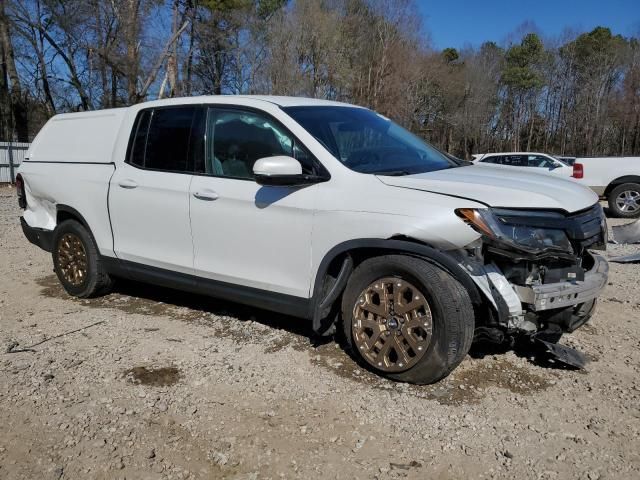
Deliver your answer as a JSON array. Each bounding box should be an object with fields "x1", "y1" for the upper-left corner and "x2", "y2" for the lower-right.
[{"x1": 1, "y1": 184, "x2": 639, "y2": 480}]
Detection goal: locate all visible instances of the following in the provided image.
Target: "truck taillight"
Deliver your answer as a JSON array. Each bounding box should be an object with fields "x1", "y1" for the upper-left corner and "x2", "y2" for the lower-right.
[
  {"x1": 572, "y1": 163, "x2": 584, "y2": 179},
  {"x1": 16, "y1": 173, "x2": 27, "y2": 209}
]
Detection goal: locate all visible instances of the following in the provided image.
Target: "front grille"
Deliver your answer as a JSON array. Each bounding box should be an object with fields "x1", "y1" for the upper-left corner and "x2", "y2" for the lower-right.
[{"x1": 564, "y1": 204, "x2": 607, "y2": 251}]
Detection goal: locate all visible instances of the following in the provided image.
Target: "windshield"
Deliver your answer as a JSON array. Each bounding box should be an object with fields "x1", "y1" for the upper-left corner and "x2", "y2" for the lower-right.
[{"x1": 282, "y1": 106, "x2": 456, "y2": 175}]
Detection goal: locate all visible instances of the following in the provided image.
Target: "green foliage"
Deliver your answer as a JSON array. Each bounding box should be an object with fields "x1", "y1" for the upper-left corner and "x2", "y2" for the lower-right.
[
  {"x1": 442, "y1": 47, "x2": 459, "y2": 63},
  {"x1": 479, "y1": 41, "x2": 504, "y2": 59},
  {"x1": 502, "y1": 33, "x2": 544, "y2": 90},
  {"x1": 562, "y1": 26, "x2": 627, "y2": 76},
  {"x1": 202, "y1": 0, "x2": 286, "y2": 18}
]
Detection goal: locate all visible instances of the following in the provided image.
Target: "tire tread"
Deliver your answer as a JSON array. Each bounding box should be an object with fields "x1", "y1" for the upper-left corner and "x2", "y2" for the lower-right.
[
  {"x1": 52, "y1": 219, "x2": 113, "y2": 298},
  {"x1": 340, "y1": 255, "x2": 475, "y2": 384}
]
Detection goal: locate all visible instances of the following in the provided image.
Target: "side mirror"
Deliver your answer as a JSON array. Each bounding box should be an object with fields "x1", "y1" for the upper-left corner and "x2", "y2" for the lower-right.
[{"x1": 253, "y1": 156, "x2": 306, "y2": 186}]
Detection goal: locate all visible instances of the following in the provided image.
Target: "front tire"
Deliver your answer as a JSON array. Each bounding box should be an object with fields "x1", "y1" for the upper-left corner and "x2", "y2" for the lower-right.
[
  {"x1": 608, "y1": 183, "x2": 640, "y2": 218},
  {"x1": 341, "y1": 255, "x2": 474, "y2": 384},
  {"x1": 52, "y1": 219, "x2": 113, "y2": 298}
]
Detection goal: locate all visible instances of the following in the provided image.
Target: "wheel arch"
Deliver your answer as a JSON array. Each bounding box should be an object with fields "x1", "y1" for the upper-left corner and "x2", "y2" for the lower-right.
[
  {"x1": 56, "y1": 205, "x2": 92, "y2": 230},
  {"x1": 54, "y1": 205, "x2": 105, "y2": 252},
  {"x1": 310, "y1": 237, "x2": 483, "y2": 335},
  {"x1": 604, "y1": 176, "x2": 640, "y2": 197}
]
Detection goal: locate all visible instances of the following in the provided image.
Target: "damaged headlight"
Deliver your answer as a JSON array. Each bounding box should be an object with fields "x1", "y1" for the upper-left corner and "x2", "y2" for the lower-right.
[{"x1": 456, "y1": 208, "x2": 573, "y2": 254}]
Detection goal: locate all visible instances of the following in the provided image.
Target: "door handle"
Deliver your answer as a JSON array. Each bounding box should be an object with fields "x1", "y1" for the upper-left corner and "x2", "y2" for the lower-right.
[
  {"x1": 118, "y1": 179, "x2": 138, "y2": 189},
  {"x1": 193, "y1": 190, "x2": 219, "y2": 201}
]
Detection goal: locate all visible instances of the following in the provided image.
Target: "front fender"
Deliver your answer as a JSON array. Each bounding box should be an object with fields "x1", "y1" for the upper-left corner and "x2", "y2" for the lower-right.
[{"x1": 310, "y1": 238, "x2": 483, "y2": 335}]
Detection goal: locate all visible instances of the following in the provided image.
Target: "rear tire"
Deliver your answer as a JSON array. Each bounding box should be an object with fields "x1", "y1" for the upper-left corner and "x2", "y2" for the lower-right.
[
  {"x1": 52, "y1": 219, "x2": 113, "y2": 298},
  {"x1": 608, "y1": 183, "x2": 640, "y2": 218},
  {"x1": 340, "y1": 255, "x2": 475, "y2": 384}
]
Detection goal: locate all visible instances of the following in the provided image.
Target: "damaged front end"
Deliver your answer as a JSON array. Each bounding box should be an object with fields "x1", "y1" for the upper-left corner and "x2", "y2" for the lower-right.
[{"x1": 453, "y1": 204, "x2": 608, "y2": 354}]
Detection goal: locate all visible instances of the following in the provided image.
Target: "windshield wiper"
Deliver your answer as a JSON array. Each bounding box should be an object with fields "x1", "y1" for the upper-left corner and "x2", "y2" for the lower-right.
[{"x1": 372, "y1": 170, "x2": 412, "y2": 176}]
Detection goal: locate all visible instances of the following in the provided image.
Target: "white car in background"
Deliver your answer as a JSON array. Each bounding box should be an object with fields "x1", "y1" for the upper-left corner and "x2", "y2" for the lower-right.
[
  {"x1": 472, "y1": 152, "x2": 573, "y2": 178},
  {"x1": 471, "y1": 152, "x2": 640, "y2": 218}
]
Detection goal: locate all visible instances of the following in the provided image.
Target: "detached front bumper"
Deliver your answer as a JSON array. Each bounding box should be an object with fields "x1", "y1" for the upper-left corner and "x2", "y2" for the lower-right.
[{"x1": 512, "y1": 253, "x2": 609, "y2": 311}]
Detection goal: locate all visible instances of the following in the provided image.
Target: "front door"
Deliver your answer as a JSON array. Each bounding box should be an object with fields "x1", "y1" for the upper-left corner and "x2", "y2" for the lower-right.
[{"x1": 189, "y1": 107, "x2": 320, "y2": 298}]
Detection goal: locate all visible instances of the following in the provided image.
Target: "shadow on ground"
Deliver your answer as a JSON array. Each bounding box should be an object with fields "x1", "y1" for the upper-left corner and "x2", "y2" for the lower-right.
[
  {"x1": 37, "y1": 274, "x2": 566, "y2": 404},
  {"x1": 37, "y1": 274, "x2": 317, "y2": 341}
]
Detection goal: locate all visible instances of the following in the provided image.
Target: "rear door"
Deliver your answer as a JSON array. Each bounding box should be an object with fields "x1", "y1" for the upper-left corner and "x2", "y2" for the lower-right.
[{"x1": 109, "y1": 106, "x2": 205, "y2": 273}]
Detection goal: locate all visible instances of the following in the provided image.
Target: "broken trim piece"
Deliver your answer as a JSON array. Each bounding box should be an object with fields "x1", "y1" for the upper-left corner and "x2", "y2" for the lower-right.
[
  {"x1": 612, "y1": 219, "x2": 640, "y2": 244},
  {"x1": 609, "y1": 253, "x2": 640, "y2": 264}
]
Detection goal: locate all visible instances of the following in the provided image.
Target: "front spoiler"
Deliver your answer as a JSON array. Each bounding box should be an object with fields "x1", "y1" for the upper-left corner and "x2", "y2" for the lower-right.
[{"x1": 513, "y1": 253, "x2": 609, "y2": 311}]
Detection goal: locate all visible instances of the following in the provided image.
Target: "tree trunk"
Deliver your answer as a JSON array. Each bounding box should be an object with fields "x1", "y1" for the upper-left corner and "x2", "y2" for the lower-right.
[
  {"x1": 0, "y1": 2, "x2": 28, "y2": 141},
  {"x1": 125, "y1": 0, "x2": 141, "y2": 104}
]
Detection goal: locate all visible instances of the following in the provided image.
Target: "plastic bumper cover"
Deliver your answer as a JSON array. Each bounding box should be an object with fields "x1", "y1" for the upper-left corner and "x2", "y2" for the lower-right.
[{"x1": 20, "y1": 217, "x2": 54, "y2": 252}]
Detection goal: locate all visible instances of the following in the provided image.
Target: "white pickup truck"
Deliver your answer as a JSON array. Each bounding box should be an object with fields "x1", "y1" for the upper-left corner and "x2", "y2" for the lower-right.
[
  {"x1": 16, "y1": 96, "x2": 609, "y2": 383},
  {"x1": 571, "y1": 157, "x2": 640, "y2": 218}
]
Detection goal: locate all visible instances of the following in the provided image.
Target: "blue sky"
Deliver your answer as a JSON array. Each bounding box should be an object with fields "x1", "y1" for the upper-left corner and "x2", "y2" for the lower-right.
[{"x1": 418, "y1": 0, "x2": 640, "y2": 49}]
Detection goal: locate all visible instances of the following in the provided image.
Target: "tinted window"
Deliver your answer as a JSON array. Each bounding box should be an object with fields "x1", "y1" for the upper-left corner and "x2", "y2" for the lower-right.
[
  {"x1": 143, "y1": 107, "x2": 196, "y2": 172},
  {"x1": 283, "y1": 106, "x2": 455, "y2": 175},
  {"x1": 480, "y1": 156, "x2": 500, "y2": 164},
  {"x1": 189, "y1": 108, "x2": 206, "y2": 173},
  {"x1": 500, "y1": 155, "x2": 526, "y2": 167},
  {"x1": 527, "y1": 155, "x2": 557, "y2": 168},
  {"x1": 205, "y1": 108, "x2": 315, "y2": 179},
  {"x1": 129, "y1": 110, "x2": 151, "y2": 167}
]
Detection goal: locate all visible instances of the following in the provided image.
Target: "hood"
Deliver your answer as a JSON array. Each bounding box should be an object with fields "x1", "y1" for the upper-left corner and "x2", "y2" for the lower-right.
[{"x1": 377, "y1": 165, "x2": 598, "y2": 213}]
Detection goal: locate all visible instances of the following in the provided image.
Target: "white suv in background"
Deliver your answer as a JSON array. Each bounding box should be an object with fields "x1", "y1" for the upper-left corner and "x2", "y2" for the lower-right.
[
  {"x1": 472, "y1": 152, "x2": 573, "y2": 178},
  {"x1": 16, "y1": 96, "x2": 608, "y2": 384}
]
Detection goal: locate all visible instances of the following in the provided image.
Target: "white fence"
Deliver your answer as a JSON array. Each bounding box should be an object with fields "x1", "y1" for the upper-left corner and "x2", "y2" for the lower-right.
[{"x1": 0, "y1": 142, "x2": 30, "y2": 183}]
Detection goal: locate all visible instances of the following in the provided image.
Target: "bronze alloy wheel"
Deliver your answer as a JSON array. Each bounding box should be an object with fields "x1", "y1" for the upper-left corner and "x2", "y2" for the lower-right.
[
  {"x1": 57, "y1": 233, "x2": 88, "y2": 286},
  {"x1": 352, "y1": 277, "x2": 433, "y2": 373}
]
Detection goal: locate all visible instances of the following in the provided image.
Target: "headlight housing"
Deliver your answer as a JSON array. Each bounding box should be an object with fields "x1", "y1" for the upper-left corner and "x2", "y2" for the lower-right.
[{"x1": 456, "y1": 208, "x2": 573, "y2": 254}]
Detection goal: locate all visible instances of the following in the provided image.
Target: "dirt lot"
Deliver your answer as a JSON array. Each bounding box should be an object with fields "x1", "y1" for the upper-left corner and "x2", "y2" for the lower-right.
[{"x1": 1, "y1": 185, "x2": 640, "y2": 480}]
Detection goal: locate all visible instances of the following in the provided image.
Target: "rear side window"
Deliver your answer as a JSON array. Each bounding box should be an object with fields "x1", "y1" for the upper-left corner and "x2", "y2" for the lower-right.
[
  {"x1": 130, "y1": 110, "x2": 151, "y2": 168},
  {"x1": 480, "y1": 156, "x2": 500, "y2": 164},
  {"x1": 145, "y1": 107, "x2": 195, "y2": 171},
  {"x1": 501, "y1": 155, "x2": 526, "y2": 166},
  {"x1": 127, "y1": 106, "x2": 203, "y2": 173},
  {"x1": 527, "y1": 155, "x2": 556, "y2": 168}
]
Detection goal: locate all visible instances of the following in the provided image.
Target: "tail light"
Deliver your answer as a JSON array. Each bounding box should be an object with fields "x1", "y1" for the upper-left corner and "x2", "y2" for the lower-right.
[
  {"x1": 572, "y1": 163, "x2": 584, "y2": 179},
  {"x1": 16, "y1": 173, "x2": 27, "y2": 209}
]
